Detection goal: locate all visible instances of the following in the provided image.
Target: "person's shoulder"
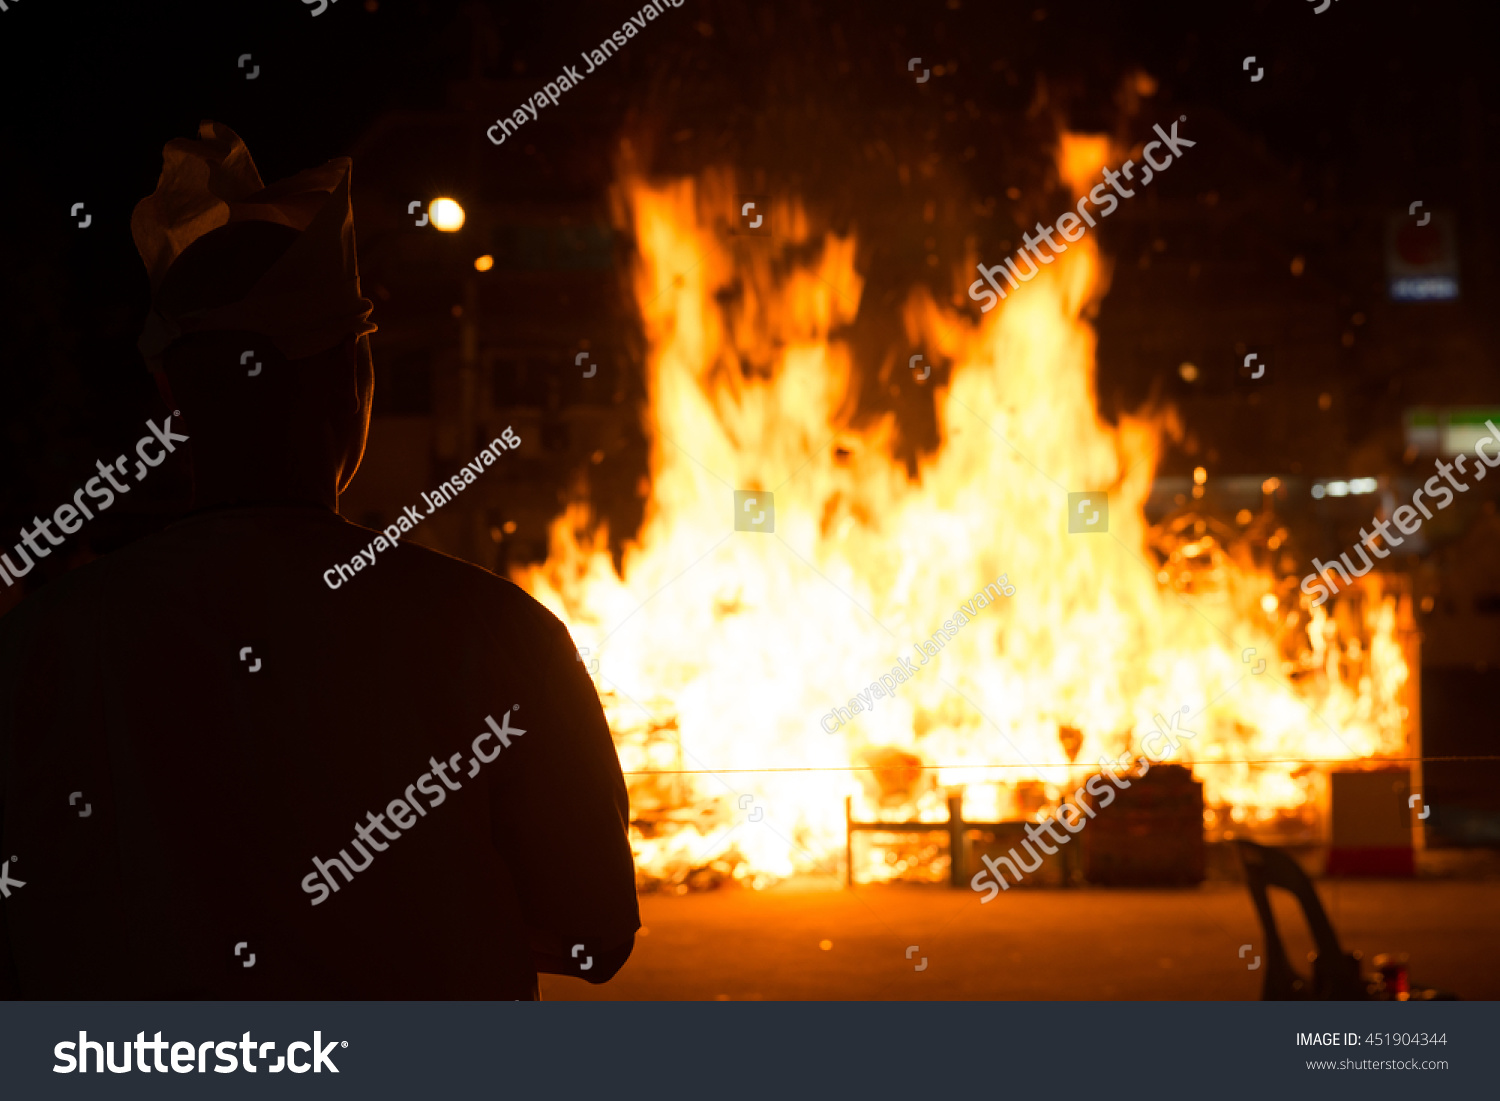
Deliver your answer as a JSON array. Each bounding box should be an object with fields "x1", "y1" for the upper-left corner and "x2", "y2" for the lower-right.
[
  {"x1": 0, "y1": 527, "x2": 180, "y2": 673},
  {"x1": 368, "y1": 531, "x2": 571, "y2": 634},
  {"x1": 0, "y1": 534, "x2": 156, "y2": 643},
  {"x1": 9, "y1": 516, "x2": 203, "y2": 599},
  {"x1": 0, "y1": 542, "x2": 142, "y2": 681}
]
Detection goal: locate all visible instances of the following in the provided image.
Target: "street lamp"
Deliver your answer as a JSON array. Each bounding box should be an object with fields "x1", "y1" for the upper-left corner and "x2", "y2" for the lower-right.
[{"x1": 429, "y1": 197, "x2": 466, "y2": 232}]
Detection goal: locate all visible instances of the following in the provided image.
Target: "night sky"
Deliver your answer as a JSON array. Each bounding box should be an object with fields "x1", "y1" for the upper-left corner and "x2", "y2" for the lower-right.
[{"x1": 1, "y1": 0, "x2": 1495, "y2": 558}]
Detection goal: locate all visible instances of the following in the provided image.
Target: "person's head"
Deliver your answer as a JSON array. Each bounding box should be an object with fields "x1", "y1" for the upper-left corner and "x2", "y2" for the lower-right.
[{"x1": 153, "y1": 220, "x2": 374, "y2": 509}]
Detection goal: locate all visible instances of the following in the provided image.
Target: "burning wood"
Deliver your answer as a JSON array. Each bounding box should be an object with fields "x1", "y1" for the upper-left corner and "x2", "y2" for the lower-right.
[{"x1": 515, "y1": 158, "x2": 1414, "y2": 889}]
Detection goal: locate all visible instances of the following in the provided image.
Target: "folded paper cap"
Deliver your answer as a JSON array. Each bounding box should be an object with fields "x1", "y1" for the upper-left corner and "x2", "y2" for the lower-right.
[{"x1": 132, "y1": 120, "x2": 377, "y2": 370}]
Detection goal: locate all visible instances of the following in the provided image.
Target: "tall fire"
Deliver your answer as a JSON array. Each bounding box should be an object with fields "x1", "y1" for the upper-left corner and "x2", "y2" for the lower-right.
[{"x1": 515, "y1": 140, "x2": 1414, "y2": 891}]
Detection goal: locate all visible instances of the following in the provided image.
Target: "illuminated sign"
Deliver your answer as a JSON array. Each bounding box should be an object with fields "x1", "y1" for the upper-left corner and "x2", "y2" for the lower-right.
[
  {"x1": 1386, "y1": 210, "x2": 1459, "y2": 301},
  {"x1": 1403, "y1": 407, "x2": 1500, "y2": 455}
]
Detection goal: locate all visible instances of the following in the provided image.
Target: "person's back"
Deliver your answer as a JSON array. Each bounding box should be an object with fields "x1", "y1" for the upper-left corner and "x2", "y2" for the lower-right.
[
  {"x1": 0, "y1": 121, "x2": 638, "y2": 998},
  {"x1": 0, "y1": 505, "x2": 638, "y2": 998}
]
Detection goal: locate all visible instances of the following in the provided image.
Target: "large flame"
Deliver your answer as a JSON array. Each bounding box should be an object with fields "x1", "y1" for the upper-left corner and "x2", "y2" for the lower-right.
[{"x1": 515, "y1": 158, "x2": 1412, "y2": 888}]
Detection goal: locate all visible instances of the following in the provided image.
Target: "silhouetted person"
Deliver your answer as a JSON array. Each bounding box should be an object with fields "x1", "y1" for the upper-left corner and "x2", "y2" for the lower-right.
[{"x1": 0, "y1": 122, "x2": 638, "y2": 998}]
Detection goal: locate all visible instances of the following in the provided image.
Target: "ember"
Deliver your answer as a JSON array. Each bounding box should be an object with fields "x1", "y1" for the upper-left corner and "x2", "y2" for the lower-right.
[{"x1": 515, "y1": 152, "x2": 1413, "y2": 890}]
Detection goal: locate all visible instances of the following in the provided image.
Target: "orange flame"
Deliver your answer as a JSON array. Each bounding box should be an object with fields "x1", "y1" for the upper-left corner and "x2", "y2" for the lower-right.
[{"x1": 515, "y1": 159, "x2": 1411, "y2": 887}]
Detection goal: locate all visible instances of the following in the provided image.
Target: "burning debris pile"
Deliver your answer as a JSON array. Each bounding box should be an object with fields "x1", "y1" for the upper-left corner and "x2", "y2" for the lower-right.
[{"x1": 515, "y1": 152, "x2": 1413, "y2": 893}]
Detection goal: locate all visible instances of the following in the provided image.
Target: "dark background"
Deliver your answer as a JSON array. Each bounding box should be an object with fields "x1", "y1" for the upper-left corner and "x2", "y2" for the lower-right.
[{"x1": 1, "y1": 0, "x2": 1496, "y2": 840}]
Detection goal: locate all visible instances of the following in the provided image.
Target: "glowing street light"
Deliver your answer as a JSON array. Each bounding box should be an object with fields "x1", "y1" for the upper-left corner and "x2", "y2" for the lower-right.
[{"x1": 429, "y1": 197, "x2": 466, "y2": 232}]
